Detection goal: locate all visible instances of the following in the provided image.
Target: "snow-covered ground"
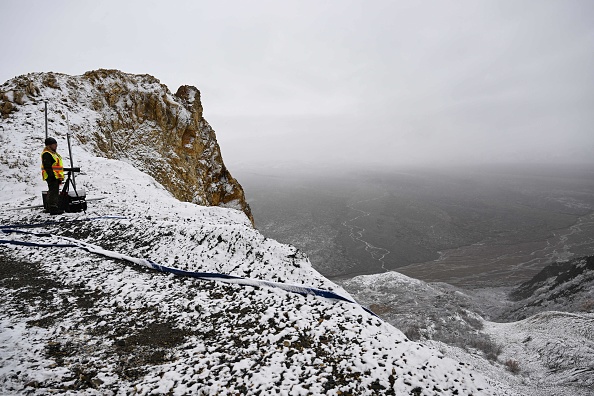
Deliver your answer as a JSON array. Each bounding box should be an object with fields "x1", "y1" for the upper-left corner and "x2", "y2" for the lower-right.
[
  {"x1": 340, "y1": 270, "x2": 594, "y2": 396},
  {"x1": 487, "y1": 311, "x2": 594, "y2": 395},
  {"x1": 0, "y1": 73, "x2": 516, "y2": 394}
]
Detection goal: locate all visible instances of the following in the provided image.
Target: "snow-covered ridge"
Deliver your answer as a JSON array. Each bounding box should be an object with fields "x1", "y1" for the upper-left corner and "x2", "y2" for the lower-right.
[
  {"x1": 507, "y1": 256, "x2": 594, "y2": 320},
  {"x1": 0, "y1": 71, "x2": 509, "y2": 394},
  {"x1": 486, "y1": 257, "x2": 594, "y2": 393},
  {"x1": 340, "y1": 261, "x2": 594, "y2": 396}
]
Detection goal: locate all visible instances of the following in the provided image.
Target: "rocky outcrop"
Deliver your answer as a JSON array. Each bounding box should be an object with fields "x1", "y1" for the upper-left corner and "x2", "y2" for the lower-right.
[
  {"x1": 505, "y1": 255, "x2": 594, "y2": 320},
  {"x1": 0, "y1": 69, "x2": 253, "y2": 224}
]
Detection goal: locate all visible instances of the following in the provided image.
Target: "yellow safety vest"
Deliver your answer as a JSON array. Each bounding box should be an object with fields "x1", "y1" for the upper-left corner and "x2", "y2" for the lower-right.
[{"x1": 41, "y1": 148, "x2": 64, "y2": 181}]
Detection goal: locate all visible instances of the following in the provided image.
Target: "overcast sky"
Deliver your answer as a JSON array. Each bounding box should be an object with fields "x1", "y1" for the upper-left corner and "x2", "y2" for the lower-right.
[{"x1": 2, "y1": 0, "x2": 593, "y2": 169}]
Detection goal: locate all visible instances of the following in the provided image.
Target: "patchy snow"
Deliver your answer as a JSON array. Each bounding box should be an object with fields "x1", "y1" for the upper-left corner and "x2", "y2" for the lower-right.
[
  {"x1": 339, "y1": 268, "x2": 594, "y2": 396},
  {"x1": 486, "y1": 311, "x2": 594, "y2": 396},
  {"x1": 0, "y1": 72, "x2": 513, "y2": 394}
]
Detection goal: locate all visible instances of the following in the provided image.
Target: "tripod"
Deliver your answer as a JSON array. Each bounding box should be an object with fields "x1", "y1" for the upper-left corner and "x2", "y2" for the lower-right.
[
  {"x1": 59, "y1": 167, "x2": 87, "y2": 213},
  {"x1": 57, "y1": 132, "x2": 87, "y2": 213}
]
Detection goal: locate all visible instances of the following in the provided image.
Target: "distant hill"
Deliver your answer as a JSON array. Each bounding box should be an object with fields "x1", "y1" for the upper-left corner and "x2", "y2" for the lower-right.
[
  {"x1": 484, "y1": 257, "x2": 594, "y2": 395},
  {"x1": 340, "y1": 261, "x2": 594, "y2": 396},
  {"x1": 505, "y1": 255, "x2": 594, "y2": 321}
]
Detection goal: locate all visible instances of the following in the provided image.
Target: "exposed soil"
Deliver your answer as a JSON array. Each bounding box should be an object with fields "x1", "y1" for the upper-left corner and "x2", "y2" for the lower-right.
[{"x1": 0, "y1": 247, "x2": 192, "y2": 389}]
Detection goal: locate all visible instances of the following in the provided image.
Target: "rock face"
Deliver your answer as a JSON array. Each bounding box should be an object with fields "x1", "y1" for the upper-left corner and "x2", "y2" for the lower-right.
[
  {"x1": 506, "y1": 255, "x2": 594, "y2": 320},
  {"x1": 0, "y1": 69, "x2": 253, "y2": 224}
]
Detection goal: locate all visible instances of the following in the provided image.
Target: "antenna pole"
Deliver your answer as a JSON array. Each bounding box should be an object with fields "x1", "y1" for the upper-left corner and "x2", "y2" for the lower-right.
[
  {"x1": 44, "y1": 101, "x2": 48, "y2": 139},
  {"x1": 66, "y1": 114, "x2": 75, "y2": 190}
]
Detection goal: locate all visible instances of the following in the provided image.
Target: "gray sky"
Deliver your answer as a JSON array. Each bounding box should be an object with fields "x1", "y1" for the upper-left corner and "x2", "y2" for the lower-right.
[{"x1": 2, "y1": 0, "x2": 593, "y2": 169}]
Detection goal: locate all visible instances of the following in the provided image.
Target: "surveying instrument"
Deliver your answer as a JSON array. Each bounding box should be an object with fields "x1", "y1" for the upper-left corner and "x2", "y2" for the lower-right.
[{"x1": 60, "y1": 133, "x2": 87, "y2": 212}]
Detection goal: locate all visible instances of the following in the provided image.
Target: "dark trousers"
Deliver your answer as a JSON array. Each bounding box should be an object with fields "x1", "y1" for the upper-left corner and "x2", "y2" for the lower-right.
[{"x1": 46, "y1": 179, "x2": 61, "y2": 212}]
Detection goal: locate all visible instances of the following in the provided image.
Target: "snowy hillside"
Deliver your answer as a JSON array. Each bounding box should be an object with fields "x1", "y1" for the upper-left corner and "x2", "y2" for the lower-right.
[
  {"x1": 487, "y1": 257, "x2": 594, "y2": 395},
  {"x1": 0, "y1": 72, "x2": 512, "y2": 394},
  {"x1": 340, "y1": 269, "x2": 594, "y2": 396},
  {"x1": 487, "y1": 311, "x2": 594, "y2": 395},
  {"x1": 507, "y1": 256, "x2": 594, "y2": 321}
]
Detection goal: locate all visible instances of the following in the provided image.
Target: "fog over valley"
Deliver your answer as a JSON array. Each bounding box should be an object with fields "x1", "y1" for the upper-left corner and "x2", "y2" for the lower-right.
[{"x1": 234, "y1": 162, "x2": 594, "y2": 288}]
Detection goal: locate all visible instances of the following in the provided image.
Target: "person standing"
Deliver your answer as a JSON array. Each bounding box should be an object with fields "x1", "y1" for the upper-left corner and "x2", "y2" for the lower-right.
[{"x1": 41, "y1": 137, "x2": 64, "y2": 215}]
